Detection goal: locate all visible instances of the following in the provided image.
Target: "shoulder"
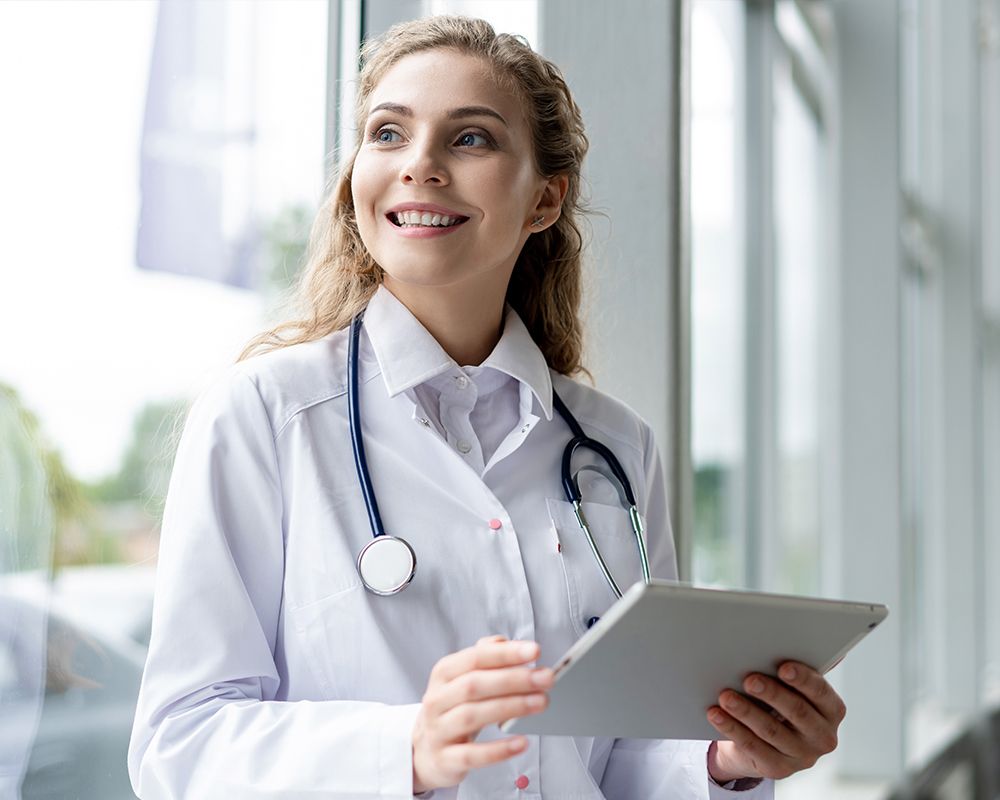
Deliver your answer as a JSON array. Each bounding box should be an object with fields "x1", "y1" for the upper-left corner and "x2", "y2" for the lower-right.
[
  {"x1": 550, "y1": 372, "x2": 654, "y2": 460},
  {"x1": 194, "y1": 328, "x2": 357, "y2": 439}
]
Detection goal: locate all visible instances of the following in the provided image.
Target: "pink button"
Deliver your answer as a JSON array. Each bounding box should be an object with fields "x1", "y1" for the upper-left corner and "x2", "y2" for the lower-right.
[
  {"x1": 489, "y1": 518, "x2": 503, "y2": 530},
  {"x1": 515, "y1": 775, "x2": 530, "y2": 790}
]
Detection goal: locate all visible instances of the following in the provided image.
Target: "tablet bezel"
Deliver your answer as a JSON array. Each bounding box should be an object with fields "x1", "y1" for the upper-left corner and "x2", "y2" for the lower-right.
[{"x1": 502, "y1": 580, "x2": 888, "y2": 740}]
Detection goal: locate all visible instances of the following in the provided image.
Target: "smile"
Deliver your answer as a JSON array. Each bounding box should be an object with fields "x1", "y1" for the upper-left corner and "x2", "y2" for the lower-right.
[{"x1": 387, "y1": 210, "x2": 469, "y2": 228}]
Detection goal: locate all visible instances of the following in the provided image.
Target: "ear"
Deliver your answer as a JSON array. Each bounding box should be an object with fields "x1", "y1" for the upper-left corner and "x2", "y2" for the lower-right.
[{"x1": 529, "y1": 174, "x2": 570, "y2": 230}]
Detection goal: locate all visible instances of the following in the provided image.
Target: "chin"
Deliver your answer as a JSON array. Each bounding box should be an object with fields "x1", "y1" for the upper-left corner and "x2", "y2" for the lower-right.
[{"x1": 379, "y1": 260, "x2": 471, "y2": 289}]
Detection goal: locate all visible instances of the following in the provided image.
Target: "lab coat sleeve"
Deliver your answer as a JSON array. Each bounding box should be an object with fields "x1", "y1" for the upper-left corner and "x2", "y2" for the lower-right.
[
  {"x1": 598, "y1": 423, "x2": 774, "y2": 800},
  {"x1": 127, "y1": 370, "x2": 422, "y2": 800}
]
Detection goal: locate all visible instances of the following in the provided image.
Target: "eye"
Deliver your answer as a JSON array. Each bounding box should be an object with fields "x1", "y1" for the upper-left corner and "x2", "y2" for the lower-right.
[
  {"x1": 455, "y1": 130, "x2": 493, "y2": 148},
  {"x1": 370, "y1": 126, "x2": 402, "y2": 144}
]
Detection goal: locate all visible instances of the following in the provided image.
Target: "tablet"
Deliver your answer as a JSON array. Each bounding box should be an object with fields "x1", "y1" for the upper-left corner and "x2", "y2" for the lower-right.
[{"x1": 502, "y1": 580, "x2": 888, "y2": 741}]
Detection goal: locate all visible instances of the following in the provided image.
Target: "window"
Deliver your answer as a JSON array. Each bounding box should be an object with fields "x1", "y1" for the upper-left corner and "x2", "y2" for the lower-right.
[
  {"x1": 690, "y1": 0, "x2": 831, "y2": 597},
  {"x1": 981, "y1": 0, "x2": 1000, "y2": 705},
  {"x1": 0, "y1": 1, "x2": 328, "y2": 794},
  {"x1": 690, "y1": 0, "x2": 748, "y2": 589},
  {"x1": 770, "y1": 27, "x2": 827, "y2": 596}
]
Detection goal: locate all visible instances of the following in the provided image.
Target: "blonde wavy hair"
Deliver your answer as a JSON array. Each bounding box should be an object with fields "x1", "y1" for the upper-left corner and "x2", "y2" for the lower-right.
[{"x1": 238, "y1": 15, "x2": 591, "y2": 375}]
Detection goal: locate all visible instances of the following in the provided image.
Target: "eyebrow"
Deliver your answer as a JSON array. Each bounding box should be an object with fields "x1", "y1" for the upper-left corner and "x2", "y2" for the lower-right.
[{"x1": 368, "y1": 102, "x2": 509, "y2": 127}]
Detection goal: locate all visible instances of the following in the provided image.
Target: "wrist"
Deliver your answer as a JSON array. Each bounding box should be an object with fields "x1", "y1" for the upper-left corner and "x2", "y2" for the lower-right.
[
  {"x1": 707, "y1": 740, "x2": 741, "y2": 784},
  {"x1": 412, "y1": 743, "x2": 429, "y2": 794},
  {"x1": 707, "y1": 741, "x2": 764, "y2": 790},
  {"x1": 412, "y1": 760, "x2": 433, "y2": 795}
]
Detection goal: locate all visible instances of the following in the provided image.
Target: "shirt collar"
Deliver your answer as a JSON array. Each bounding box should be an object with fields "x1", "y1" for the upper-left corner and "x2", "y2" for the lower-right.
[{"x1": 362, "y1": 284, "x2": 554, "y2": 421}]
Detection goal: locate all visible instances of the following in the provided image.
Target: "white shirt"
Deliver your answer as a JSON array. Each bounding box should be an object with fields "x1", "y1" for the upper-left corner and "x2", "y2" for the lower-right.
[{"x1": 127, "y1": 285, "x2": 773, "y2": 800}]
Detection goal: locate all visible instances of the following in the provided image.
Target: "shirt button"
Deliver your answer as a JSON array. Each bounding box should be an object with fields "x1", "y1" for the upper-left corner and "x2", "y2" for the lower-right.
[
  {"x1": 455, "y1": 375, "x2": 469, "y2": 389},
  {"x1": 515, "y1": 775, "x2": 530, "y2": 790},
  {"x1": 456, "y1": 440, "x2": 472, "y2": 454},
  {"x1": 488, "y1": 518, "x2": 502, "y2": 530}
]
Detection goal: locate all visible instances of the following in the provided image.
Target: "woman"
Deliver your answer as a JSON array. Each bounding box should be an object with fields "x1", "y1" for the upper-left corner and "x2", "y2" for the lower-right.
[{"x1": 128, "y1": 15, "x2": 845, "y2": 799}]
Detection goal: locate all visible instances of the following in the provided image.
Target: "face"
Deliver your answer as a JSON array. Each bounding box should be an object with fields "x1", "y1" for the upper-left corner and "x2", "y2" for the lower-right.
[{"x1": 351, "y1": 48, "x2": 555, "y2": 299}]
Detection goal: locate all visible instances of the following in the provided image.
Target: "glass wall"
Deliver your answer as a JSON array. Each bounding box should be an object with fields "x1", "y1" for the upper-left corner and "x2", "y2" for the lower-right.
[
  {"x1": 690, "y1": 0, "x2": 747, "y2": 589},
  {"x1": 897, "y1": 0, "x2": 996, "y2": 772},
  {"x1": 690, "y1": 0, "x2": 830, "y2": 598},
  {"x1": 982, "y1": 0, "x2": 1000, "y2": 706},
  {"x1": 0, "y1": 1, "x2": 328, "y2": 795},
  {"x1": 770, "y1": 34, "x2": 825, "y2": 597}
]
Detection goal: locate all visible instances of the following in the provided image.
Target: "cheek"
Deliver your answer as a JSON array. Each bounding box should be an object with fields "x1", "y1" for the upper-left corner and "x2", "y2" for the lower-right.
[
  {"x1": 350, "y1": 153, "x2": 385, "y2": 218},
  {"x1": 483, "y1": 182, "x2": 534, "y2": 231}
]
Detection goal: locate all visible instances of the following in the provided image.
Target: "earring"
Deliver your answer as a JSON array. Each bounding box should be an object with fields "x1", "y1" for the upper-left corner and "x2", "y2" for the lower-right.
[{"x1": 530, "y1": 216, "x2": 545, "y2": 227}]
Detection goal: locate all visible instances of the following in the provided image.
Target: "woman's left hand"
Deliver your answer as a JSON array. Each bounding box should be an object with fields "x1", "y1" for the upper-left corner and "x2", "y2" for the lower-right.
[{"x1": 705, "y1": 661, "x2": 846, "y2": 783}]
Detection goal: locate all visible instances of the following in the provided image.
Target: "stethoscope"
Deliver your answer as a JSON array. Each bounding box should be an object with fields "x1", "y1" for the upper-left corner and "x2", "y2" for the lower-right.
[{"x1": 348, "y1": 312, "x2": 653, "y2": 598}]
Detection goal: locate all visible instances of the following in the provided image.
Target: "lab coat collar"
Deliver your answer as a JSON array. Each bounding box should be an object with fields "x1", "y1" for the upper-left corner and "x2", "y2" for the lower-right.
[{"x1": 363, "y1": 284, "x2": 554, "y2": 421}]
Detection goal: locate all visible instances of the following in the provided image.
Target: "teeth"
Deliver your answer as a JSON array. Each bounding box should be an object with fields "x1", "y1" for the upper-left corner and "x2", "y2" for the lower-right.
[{"x1": 393, "y1": 210, "x2": 463, "y2": 227}]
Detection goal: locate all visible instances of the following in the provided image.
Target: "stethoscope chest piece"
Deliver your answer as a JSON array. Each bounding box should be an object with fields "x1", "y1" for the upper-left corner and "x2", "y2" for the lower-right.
[{"x1": 357, "y1": 535, "x2": 416, "y2": 596}]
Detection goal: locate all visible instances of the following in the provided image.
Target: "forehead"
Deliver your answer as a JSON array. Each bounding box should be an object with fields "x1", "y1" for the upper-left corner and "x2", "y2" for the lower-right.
[{"x1": 367, "y1": 48, "x2": 525, "y2": 126}]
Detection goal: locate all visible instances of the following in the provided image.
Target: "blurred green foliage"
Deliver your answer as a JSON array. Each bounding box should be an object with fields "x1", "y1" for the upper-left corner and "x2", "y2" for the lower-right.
[
  {"x1": 263, "y1": 203, "x2": 313, "y2": 296},
  {"x1": 1, "y1": 382, "x2": 78, "y2": 571},
  {"x1": 84, "y1": 399, "x2": 187, "y2": 523},
  {"x1": 0, "y1": 202, "x2": 314, "y2": 572},
  {"x1": 693, "y1": 462, "x2": 740, "y2": 586},
  {"x1": 0, "y1": 382, "x2": 190, "y2": 572}
]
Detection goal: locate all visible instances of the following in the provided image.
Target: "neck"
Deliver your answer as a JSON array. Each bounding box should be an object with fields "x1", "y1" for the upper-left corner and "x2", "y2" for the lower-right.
[{"x1": 381, "y1": 277, "x2": 507, "y2": 366}]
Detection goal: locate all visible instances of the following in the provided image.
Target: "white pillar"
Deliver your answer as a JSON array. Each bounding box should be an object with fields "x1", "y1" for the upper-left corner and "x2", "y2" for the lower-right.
[{"x1": 831, "y1": 0, "x2": 906, "y2": 778}]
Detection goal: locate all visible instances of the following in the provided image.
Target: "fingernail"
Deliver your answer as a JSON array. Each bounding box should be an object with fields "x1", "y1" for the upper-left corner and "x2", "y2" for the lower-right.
[
  {"x1": 531, "y1": 668, "x2": 553, "y2": 687},
  {"x1": 518, "y1": 642, "x2": 538, "y2": 659},
  {"x1": 748, "y1": 678, "x2": 765, "y2": 694},
  {"x1": 709, "y1": 709, "x2": 725, "y2": 724},
  {"x1": 780, "y1": 664, "x2": 798, "y2": 682},
  {"x1": 526, "y1": 694, "x2": 545, "y2": 709},
  {"x1": 508, "y1": 736, "x2": 527, "y2": 752},
  {"x1": 721, "y1": 692, "x2": 741, "y2": 710}
]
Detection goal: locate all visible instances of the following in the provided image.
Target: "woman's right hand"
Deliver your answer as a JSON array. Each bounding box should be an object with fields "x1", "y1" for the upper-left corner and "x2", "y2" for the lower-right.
[{"x1": 412, "y1": 635, "x2": 554, "y2": 794}]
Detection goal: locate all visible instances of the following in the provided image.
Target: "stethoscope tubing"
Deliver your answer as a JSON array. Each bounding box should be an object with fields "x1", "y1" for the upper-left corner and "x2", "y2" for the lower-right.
[
  {"x1": 348, "y1": 311, "x2": 652, "y2": 599},
  {"x1": 551, "y1": 392, "x2": 637, "y2": 508},
  {"x1": 348, "y1": 313, "x2": 386, "y2": 538}
]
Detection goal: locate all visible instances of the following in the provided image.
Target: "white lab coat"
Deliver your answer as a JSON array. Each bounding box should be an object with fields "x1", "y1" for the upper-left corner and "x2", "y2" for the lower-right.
[{"x1": 127, "y1": 286, "x2": 773, "y2": 799}]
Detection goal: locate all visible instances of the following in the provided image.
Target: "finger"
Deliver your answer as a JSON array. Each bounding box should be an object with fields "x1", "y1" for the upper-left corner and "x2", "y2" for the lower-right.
[
  {"x1": 436, "y1": 692, "x2": 549, "y2": 741},
  {"x1": 718, "y1": 689, "x2": 806, "y2": 758},
  {"x1": 777, "y1": 662, "x2": 847, "y2": 725},
  {"x1": 431, "y1": 640, "x2": 540, "y2": 685},
  {"x1": 742, "y1": 674, "x2": 831, "y2": 749},
  {"x1": 440, "y1": 735, "x2": 528, "y2": 775},
  {"x1": 426, "y1": 666, "x2": 554, "y2": 717},
  {"x1": 706, "y1": 706, "x2": 796, "y2": 780}
]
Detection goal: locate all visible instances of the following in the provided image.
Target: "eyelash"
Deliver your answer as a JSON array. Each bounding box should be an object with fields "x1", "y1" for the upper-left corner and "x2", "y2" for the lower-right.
[{"x1": 367, "y1": 125, "x2": 496, "y2": 149}]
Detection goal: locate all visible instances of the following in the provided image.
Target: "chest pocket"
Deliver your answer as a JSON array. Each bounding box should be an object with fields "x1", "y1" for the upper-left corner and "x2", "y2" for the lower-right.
[{"x1": 546, "y1": 498, "x2": 648, "y2": 639}]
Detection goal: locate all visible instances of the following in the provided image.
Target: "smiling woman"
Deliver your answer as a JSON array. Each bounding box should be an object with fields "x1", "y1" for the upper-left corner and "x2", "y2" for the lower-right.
[
  {"x1": 127, "y1": 14, "x2": 842, "y2": 800},
  {"x1": 236, "y1": 18, "x2": 590, "y2": 378},
  {"x1": 351, "y1": 48, "x2": 568, "y2": 366}
]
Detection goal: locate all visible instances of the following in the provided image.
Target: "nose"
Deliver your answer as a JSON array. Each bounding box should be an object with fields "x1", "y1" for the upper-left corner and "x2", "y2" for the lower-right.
[{"x1": 398, "y1": 140, "x2": 449, "y2": 186}]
